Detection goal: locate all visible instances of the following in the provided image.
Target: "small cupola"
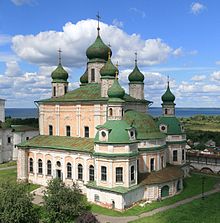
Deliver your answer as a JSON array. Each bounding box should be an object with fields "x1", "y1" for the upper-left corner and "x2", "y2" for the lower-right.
[
  {"x1": 51, "y1": 49, "x2": 68, "y2": 83},
  {"x1": 161, "y1": 80, "x2": 175, "y2": 104},
  {"x1": 107, "y1": 75, "x2": 125, "y2": 100},
  {"x1": 128, "y1": 53, "x2": 144, "y2": 83},
  {"x1": 51, "y1": 49, "x2": 69, "y2": 98},
  {"x1": 100, "y1": 52, "x2": 118, "y2": 78},
  {"x1": 80, "y1": 68, "x2": 88, "y2": 85}
]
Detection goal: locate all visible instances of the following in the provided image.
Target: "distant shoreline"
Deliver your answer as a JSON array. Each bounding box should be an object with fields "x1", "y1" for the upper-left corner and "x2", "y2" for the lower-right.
[{"x1": 5, "y1": 107, "x2": 220, "y2": 119}]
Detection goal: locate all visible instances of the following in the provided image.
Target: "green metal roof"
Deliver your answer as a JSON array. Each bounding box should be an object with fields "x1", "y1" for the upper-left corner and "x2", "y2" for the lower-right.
[
  {"x1": 86, "y1": 34, "x2": 111, "y2": 61},
  {"x1": 11, "y1": 125, "x2": 38, "y2": 132},
  {"x1": 86, "y1": 181, "x2": 140, "y2": 194},
  {"x1": 100, "y1": 55, "x2": 118, "y2": 77},
  {"x1": 108, "y1": 79, "x2": 125, "y2": 100},
  {"x1": 95, "y1": 120, "x2": 135, "y2": 144},
  {"x1": 80, "y1": 68, "x2": 88, "y2": 84},
  {"x1": 161, "y1": 82, "x2": 175, "y2": 104},
  {"x1": 37, "y1": 83, "x2": 150, "y2": 104},
  {"x1": 17, "y1": 135, "x2": 94, "y2": 153},
  {"x1": 51, "y1": 63, "x2": 68, "y2": 83},
  {"x1": 128, "y1": 64, "x2": 144, "y2": 83},
  {"x1": 157, "y1": 116, "x2": 183, "y2": 135},
  {"x1": 123, "y1": 110, "x2": 165, "y2": 140}
]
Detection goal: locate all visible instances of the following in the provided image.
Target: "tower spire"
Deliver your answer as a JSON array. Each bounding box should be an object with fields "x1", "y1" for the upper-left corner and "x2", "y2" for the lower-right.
[
  {"x1": 135, "y1": 52, "x2": 137, "y2": 66},
  {"x1": 58, "y1": 48, "x2": 62, "y2": 65},
  {"x1": 167, "y1": 75, "x2": 170, "y2": 87},
  {"x1": 115, "y1": 61, "x2": 119, "y2": 79},
  {"x1": 96, "y1": 12, "x2": 101, "y2": 35}
]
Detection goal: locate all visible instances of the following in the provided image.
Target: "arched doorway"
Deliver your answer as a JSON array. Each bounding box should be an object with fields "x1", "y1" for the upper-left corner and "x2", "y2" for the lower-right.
[{"x1": 161, "y1": 185, "x2": 169, "y2": 198}]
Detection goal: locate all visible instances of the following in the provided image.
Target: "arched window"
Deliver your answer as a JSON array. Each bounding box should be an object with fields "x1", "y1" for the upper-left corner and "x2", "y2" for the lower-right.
[
  {"x1": 38, "y1": 159, "x2": 43, "y2": 174},
  {"x1": 29, "y1": 158, "x2": 33, "y2": 173},
  {"x1": 91, "y1": 69, "x2": 95, "y2": 82},
  {"x1": 53, "y1": 86, "x2": 56, "y2": 97},
  {"x1": 165, "y1": 108, "x2": 168, "y2": 115},
  {"x1": 64, "y1": 86, "x2": 67, "y2": 94},
  {"x1": 84, "y1": 126, "x2": 89, "y2": 138},
  {"x1": 66, "y1": 125, "x2": 71, "y2": 137},
  {"x1": 109, "y1": 108, "x2": 113, "y2": 116},
  {"x1": 150, "y1": 158, "x2": 155, "y2": 171},
  {"x1": 49, "y1": 125, "x2": 53, "y2": 136},
  {"x1": 47, "y1": 160, "x2": 52, "y2": 175},
  {"x1": 130, "y1": 165, "x2": 135, "y2": 181},
  {"x1": 78, "y1": 164, "x2": 83, "y2": 180},
  {"x1": 173, "y1": 150, "x2": 178, "y2": 162},
  {"x1": 67, "y1": 162, "x2": 72, "y2": 179},
  {"x1": 89, "y1": 165, "x2": 94, "y2": 181}
]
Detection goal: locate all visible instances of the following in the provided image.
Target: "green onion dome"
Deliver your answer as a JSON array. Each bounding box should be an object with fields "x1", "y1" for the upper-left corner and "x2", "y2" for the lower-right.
[
  {"x1": 100, "y1": 53, "x2": 118, "y2": 77},
  {"x1": 128, "y1": 64, "x2": 144, "y2": 83},
  {"x1": 86, "y1": 35, "x2": 112, "y2": 61},
  {"x1": 80, "y1": 68, "x2": 88, "y2": 84},
  {"x1": 108, "y1": 78, "x2": 125, "y2": 99},
  {"x1": 162, "y1": 82, "x2": 175, "y2": 103},
  {"x1": 51, "y1": 63, "x2": 68, "y2": 83}
]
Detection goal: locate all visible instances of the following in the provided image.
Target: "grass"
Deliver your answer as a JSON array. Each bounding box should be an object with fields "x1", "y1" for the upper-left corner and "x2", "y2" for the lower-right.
[
  {"x1": 0, "y1": 161, "x2": 17, "y2": 168},
  {"x1": 129, "y1": 191, "x2": 220, "y2": 223},
  {"x1": 91, "y1": 173, "x2": 220, "y2": 217},
  {"x1": 0, "y1": 165, "x2": 40, "y2": 192}
]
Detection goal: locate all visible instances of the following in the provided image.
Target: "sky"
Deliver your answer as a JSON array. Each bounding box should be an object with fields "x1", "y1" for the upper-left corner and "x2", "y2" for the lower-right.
[{"x1": 1, "y1": 0, "x2": 220, "y2": 108}]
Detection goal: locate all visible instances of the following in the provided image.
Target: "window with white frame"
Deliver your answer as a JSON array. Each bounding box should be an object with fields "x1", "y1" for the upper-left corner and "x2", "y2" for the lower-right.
[
  {"x1": 101, "y1": 166, "x2": 107, "y2": 181},
  {"x1": 116, "y1": 167, "x2": 123, "y2": 183}
]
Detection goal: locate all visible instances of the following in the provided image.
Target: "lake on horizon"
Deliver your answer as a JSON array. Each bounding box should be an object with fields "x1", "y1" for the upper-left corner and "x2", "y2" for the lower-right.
[{"x1": 5, "y1": 107, "x2": 220, "y2": 119}]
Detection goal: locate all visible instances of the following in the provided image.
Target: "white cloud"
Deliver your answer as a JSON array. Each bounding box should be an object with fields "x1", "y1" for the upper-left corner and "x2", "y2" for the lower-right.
[
  {"x1": 130, "y1": 8, "x2": 146, "y2": 18},
  {"x1": 188, "y1": 50, "x2": 198, "y2": 55},
  {"x1": 191, "y1": 2, "x2": 206, "y2": 15},
  {"x1": 112, "y1": 19, "x2": 123, "y2": 28},
  {"x1": 5, "y1": 61, "x2": 22, "y2": 77},
  {"x1": 216, "y1": 61, "x2": 220, "y2": 65},
  {"x1": 191, "y1": 75, "x2": 206, "y2": 81},
  {"x1": 210, "y1": 71, "x2": 220, "y2": 81},
  {"x1": 12, "y1": 19, "x2": 176, "y2": 68},
  {"x1": 173, "y1": 47, "x2": 183, "y2": 57},
  {"x1": 11, "y1": 0, "x2": 36, "y2": 6}
]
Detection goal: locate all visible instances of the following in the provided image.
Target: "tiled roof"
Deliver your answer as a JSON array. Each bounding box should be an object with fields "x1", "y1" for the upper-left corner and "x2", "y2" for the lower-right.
[
  {"x1": 37, "y1": 83, "x2": 151, "y2": 104},
  {"x1": 11, "y1": 125, "x2": 38, "y2": 132},
  {"x1": 157, "y1": 116, "x2": 184, "y2": 135},
  {"x1": 124, "y1": 110, "x2": 165, "y2": 140},
  {"x1": 139, "y1": 165, "x2": 184, "y2": 185},
  {"x1": 17, "y1": 135, "x2": 94, "y2": 153}
]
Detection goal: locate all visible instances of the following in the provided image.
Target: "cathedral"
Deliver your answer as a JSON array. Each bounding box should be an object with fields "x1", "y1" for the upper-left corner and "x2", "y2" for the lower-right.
[{"x1": 17, "y1": 22, "x2": 189, "y2": 210}]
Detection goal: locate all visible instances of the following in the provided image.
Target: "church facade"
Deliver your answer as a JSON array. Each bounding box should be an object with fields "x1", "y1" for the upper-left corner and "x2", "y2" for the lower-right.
[{"x1": 17, "y1": 25, "x2": 188, "y2": 210}]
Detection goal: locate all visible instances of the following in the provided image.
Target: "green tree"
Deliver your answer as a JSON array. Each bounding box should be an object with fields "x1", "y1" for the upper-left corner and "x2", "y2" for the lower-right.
[
  {"x1": 0, "y1": 181, "x2": 39, "y2": 223},
  {"x1": 43, "y1": 178, "x2": 90, "y2": 223}
]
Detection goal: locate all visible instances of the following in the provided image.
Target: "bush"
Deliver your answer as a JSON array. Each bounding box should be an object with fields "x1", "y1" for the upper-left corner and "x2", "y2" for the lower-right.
[
  {"x1": 0, "y1": 181, "x2": 39, "y2": 223},
  {"x1": 76, "y1": 212, "x2": 99, "y2": 223},
  {"x1": 43, "y1": 178, "x2": 90, "y2": 223}
]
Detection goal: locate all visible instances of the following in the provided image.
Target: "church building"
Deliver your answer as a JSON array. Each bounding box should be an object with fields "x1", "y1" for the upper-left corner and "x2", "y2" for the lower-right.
[{"x1": 17, "y1": 21, "x2": 188, "y2": 210}]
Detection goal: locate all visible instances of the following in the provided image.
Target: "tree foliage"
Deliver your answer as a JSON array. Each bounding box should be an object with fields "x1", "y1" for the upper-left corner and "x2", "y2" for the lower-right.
[
  {"x1": 0, "y1": 181, "x2": 39, "y2": 223},
  {"x1": 43, "y1": 178, "x2": 90, "y2": 223},
  {"x1": 76, "y1": 212, "x2": 99, "y2": 223}
]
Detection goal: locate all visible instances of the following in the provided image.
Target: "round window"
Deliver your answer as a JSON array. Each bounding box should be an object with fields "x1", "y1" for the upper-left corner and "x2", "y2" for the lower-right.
[
  {"x1": 161, "y1": 126, "x2": 166, "y2": 131},
  {"x1": 56, "y1": 161, "x2": 61, "y2": 167},
  {"x1": 101, "y1": 131, "x2": 106, "y2": 137}
]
